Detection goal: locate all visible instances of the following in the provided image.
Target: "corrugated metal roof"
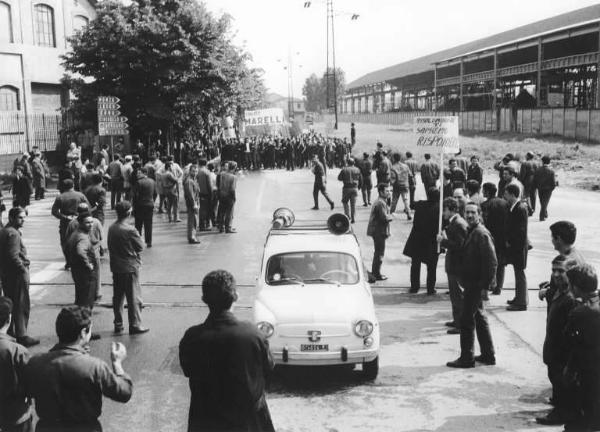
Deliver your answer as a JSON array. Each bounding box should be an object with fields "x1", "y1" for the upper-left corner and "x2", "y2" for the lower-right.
[{"x1": 347, "y1": 4, "x2": 600, "y2": 90}]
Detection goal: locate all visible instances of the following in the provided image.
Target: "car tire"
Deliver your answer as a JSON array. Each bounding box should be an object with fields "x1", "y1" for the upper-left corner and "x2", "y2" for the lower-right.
[{"x1": 362, "y1": 356, "x2": 379, "y2": 380}]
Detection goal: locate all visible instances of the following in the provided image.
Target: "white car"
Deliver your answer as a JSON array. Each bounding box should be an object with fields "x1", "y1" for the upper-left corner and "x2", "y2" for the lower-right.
[{"x1": 253, "y1": 209, "x2": 380, "y2": 380}]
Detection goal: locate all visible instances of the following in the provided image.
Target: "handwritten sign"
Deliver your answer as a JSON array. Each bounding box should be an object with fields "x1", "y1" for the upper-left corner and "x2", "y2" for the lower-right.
[{"x1": 413, "y1": 116, "x2": 459, "y2": 154}]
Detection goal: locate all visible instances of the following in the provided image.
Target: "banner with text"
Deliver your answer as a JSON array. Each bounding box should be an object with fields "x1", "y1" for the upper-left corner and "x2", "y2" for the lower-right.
[
  {"x1": 413, "y1": 116, "x2": 459, "y2": 154},
  {"x1": 244, "y1": 108, "x2": 285, "y2": 127}
]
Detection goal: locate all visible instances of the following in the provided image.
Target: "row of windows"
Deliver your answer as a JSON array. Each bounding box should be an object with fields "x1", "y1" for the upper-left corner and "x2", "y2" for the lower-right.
[{"x1": 0, "y1": 2, "x2": 89, "y2": 47}]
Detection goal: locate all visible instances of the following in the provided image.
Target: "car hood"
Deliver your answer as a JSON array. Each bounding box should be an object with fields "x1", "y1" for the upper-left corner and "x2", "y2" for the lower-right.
[{"x1": 255, "y1": 284, "x2": 374, "y2": 324}]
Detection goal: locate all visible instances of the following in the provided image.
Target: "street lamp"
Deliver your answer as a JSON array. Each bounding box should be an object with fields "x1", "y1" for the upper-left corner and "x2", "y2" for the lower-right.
[{"x1": 304, "y1": 0, "x2": 359, "y2": 130}]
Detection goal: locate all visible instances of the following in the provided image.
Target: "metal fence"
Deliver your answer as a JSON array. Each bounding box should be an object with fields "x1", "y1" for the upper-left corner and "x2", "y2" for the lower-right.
[{"x1": 0, "y1": 111, "x2": 69, "y2": 155}]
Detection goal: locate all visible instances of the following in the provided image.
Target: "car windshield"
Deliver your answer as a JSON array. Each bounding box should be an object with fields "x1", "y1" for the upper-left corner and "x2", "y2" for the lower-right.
[{"x1": 266, "y1": 252, "x2": 359, "y2": 285}]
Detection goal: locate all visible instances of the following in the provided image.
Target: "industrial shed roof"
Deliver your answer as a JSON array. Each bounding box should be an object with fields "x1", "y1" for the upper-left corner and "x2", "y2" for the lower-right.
[{"x1": 347, "y1": 4, "x2": 600, "y2": 90}]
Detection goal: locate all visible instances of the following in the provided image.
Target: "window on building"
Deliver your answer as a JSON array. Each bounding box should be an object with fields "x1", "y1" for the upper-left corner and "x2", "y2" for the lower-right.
[
  {"x1": 34, "y1": 4, "x2": 55, "y2": 47},
  {"x1": 0, "y1": 2, "x2": 12, "y2": 43},
  {"x1": 73, "y1": 15, "x2": 89, "y2": 33},
  {"x1": 0, "y1": 86, "x2": 20, "y2": 111}
]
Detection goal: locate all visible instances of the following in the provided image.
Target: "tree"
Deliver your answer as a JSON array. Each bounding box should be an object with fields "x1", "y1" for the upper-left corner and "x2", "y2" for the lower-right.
[
  {"x1": 302, "y1": 68, "x2": 345, "y2": 113},
  {"x1": 302, "y1": 73, "x2": 323, "y2": 112},
  {"x1": 62, "y1": 0, "x2": 265, "y2": 141}
]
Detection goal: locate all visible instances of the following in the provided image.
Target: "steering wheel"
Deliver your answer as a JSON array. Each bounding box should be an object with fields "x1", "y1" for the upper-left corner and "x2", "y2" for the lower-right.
[{"x1": 320, "y1": 269, "x2": 354, "y2": 281}]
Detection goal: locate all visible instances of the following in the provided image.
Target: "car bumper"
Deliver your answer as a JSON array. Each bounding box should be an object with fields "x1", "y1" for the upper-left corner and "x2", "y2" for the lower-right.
[{"x1": 272, "y1": 347, "x2": 379, "y2": 366}]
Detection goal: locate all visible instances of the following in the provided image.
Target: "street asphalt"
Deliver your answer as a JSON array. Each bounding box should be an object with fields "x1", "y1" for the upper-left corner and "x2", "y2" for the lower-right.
[{"x1": 16, "y1": 165, "x2": 599, "y2": 432}]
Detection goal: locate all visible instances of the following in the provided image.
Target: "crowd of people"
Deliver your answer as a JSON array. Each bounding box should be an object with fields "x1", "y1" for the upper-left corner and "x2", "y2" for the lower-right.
[{"x1": 0, "y1": 125, "x2": 598, "y2": 432}]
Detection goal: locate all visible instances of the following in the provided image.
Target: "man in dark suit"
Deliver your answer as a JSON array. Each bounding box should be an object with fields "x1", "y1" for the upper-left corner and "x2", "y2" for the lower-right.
[
  {"x1": 0, "y1": 207, "x2": 38, "y2": 347},
  {"x1": 420, "y1": 153, "x2": 440, "y2": 193},
  {"x1": 467, "y1": 156, "x2": 483, "y2": 187},
  {"x1": 311, "y1": 154, "x2": 334, "y2": 210},
  {"x1": 132, "y1": 168, "x2": 156, "y2": 248},
  {"x1": 438, "y1": 197, "x2": 468, "y2": 334},
  {"x1": 504, "y1": 183, "x2": 529, "y2": 311},
  {"x1": 481, "y1": 182, "x2": 509, "y2": 295},
  {"x1": 447, "y1": 201, "x2": 497, "y2": 368},
  {"x1": 534, "y1": 155, "x2": 557, "y2": 221},
  {"x1": 519, "y1": 151, "x2": 539, "y2": 214},
  {"x1": 404, "y1": 187, "x2": 440, "y2": 295},
  {"x1": 358, "y1": 152, "x2": 373, "y2": 206},
  {"x1": 179, "y1": 270, "x2": 275, "y2": 432},
  {"x1": 367, "y1": 183, "x2": 393, "y2": 281}
]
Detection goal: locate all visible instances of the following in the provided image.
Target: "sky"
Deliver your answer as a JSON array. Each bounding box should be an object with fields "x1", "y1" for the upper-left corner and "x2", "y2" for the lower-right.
[{"x1": 201, "y1": 0, "x2": 600, "y2": 99}]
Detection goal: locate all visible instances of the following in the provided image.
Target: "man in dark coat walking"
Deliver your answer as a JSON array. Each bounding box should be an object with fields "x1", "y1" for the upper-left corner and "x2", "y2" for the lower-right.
[
  {"x1": 311, "y1": 155, "x2": 334, "y2": 210},
  {"x1": 447, "y1": 201, "x2": 497, "y2": 368},
  {"x1": 534, "y1": 155, "x2": 557, "y2": 221},
  {"x1": 519, "y1": 151, "x2": 539, "y2": 214},
  {"x1": 404, "y1": 187, "x2": 440, "y2": 295},
  {"x1": 132, "y1": 168, "x2": 156, "y2": 247},
  {"x1": 504, "y1": 184, "x2": 529, "y2": 311},
  {"x1": 179, "y1": 270, "x2": 275, "y2": 432}
]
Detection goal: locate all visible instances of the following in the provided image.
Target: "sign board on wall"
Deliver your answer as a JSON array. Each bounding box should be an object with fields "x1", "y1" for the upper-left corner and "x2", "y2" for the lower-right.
[
  {"x1": 413, "y1": 116, "x2": 459, "y2": 154},
  {"x1": 98, "y1": 96, "x2": 129, "y2": 136}
]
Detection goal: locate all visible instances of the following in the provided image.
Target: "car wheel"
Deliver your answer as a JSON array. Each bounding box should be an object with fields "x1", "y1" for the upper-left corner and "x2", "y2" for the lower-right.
[{"x1": 362, "y1": 356, "x2": 378, "y2": 380}]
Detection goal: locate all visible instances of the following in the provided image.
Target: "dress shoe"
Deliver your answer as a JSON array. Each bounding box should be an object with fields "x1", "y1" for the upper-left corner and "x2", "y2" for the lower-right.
[
  {"x1": 17, "y1": 336, "x2": 40, "y2": 347},
  {"x1": 351, "y1": 219, "x2": 355, "y2": 224},
  {"x1": 90, "y1": 333, "x2": 101, "y2": 341},
  {"x1": 362, "y1": 203, "x2": 368, "y2": 207},
  {"x1": 446, "y1": 358, "x2": 475, "y2": 368},
  {"x1": 491, "y1": 289, "x2": 501, "y2": 295},
  {"x1": 175, "y1": 219, "x2": 182, "y2": 223},
  {"x1": 506, "y1": 299, "x2": 516, "y2": 305},
  {"x1": 374, "y1": 274, "x2": 388, "y2": 281},
  {"x1": 146, "y1": 243, "x2": 152, "y2": 248},
  {"x1": 474, "y1": 354, "x2": 496, "y2": 365},
  {"x1": 408, "y1": 288, "x2": 419, "y2": 294},
  {"x1": 311, "y1": 206, "x2": 319, "y2": 210},
  {"x1": 226, "y1": 228, "x2": 237, "y2": 233},
  {"x1": 188, "y1": 239, "x2": 200, "y2": 244},
  {"x1": 445, "y1": 321, "x2": 457, "y2": 328},
  {"x1": 427, "y1": 289, "x2": 437, "y2": 295},
  {"x1": 447, "y1": 327, "x2": 461, "y2": 335},
  {"x1": 506, "y1": 304, "x2": 527, "y2": 311},
  {"x1": 129, "y1": 327, "x2": 150, "y2": 335},
  {"x1": 330, "y1": 202, "x2": 334, "y2": 210},
  {"x1": 535, "y1": 410, "x2": 565, "y2": 426},
  {"x1": 114, "y1": 326, "x2": 124, "y2": 335}
]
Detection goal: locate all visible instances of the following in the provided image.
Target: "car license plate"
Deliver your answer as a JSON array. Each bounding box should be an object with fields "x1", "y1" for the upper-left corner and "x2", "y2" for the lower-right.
[{"x1": 300, "y1": 344, "x2": 329, "y2": 351}]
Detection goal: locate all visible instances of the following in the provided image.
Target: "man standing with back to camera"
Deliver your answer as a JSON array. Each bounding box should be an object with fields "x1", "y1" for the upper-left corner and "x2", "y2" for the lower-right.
[{"x1": 179, "y1": 270, "x2": 275, "y2": 432}]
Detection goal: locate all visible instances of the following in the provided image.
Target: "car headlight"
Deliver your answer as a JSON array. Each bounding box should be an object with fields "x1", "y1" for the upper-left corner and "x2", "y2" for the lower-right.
[
  {"x1": 354, "y1": 320, "x2": 373, "y2": 337},
  {"x1": 257, "y1": 321, "x2": 274, "y2": 338}
]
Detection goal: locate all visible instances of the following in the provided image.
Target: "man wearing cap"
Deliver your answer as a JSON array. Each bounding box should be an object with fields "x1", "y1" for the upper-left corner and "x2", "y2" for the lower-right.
[
  {"x1": 25, "y1": 306, "x2": 132, "y2": 432},
  {"x1": 337, "y1": 158, "x2": 362, "y2": 223},
  {"x1": 179, "y1": 270, "x2": 275, "y2": 432},
  {"x1": 107, "y1": 201, "x2": 149, "y2": 335},
  {"x1": 0, "y1": 207, "x2": 38, "y2": 347},
  {"x1": 0, "y1": 296, "x2": 33, "y2": 432},
  {"x1": 51, "y1": 179, "x2": 89, "y2": 270}
]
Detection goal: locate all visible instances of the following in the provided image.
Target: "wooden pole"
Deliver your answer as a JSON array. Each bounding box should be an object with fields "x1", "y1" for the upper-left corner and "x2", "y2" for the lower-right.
[{"x1": 437, "y1": 151, "x2": 444, "y2": 253}]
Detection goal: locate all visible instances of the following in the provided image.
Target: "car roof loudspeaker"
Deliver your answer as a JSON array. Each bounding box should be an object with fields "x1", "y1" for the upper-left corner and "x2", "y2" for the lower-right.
[
  {"x1": 327, "y1": 213, "x2": 350, "y2": 234},
  {"x1": 272, "y1": 207, "x2": 295, "y2": 229}
]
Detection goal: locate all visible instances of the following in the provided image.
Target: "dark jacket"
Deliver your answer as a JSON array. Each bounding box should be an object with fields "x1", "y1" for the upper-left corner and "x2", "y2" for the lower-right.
[
  {"x1": 481, "y1": 197, "x2": 509, "y2": 257},
  {"x1": 132, "y1": 176, "x2": 156, "y2": 208},
  {"x1": 420, "y1": 160, "x2": 440, "y2": 188},
  {"x1": 0, "y1": 225, "x2": 30, "y2": 275},
  {"x1": 376, "y1": 157, "x2": 392, "y2": 185},
  {"x1": 505, "y1": 201, "x2": 529, "y2": 269},
  {"x1": 534, "y1": 164, "x2": 557, "y2": 191},
  {"x1": 0, "y1": 333, "x2": 31, "y2": 427},
  {"x1": 367, "y1": 197, "x2": 392, "y2": 238},
  {"x1": 440, "y1": 214, "x2": 468, "y2": 275},
  {"x1": 403, "y1": 200, "x2": 439, "y2": 263},
  {"x1": 543, "y1": 290, "x2": 578, "y2": 366},
  {"x1": 179, "y1": 311, "x2": 275, "y2": 432},
  {"x1": 467, "y1": 164, "x2": 483, "y2": 186},
  {"x1": 565, "y1": 303, "x2": 600, "y2": 374},
  {"x1": 84, "y1": 184, "x2": 106, "y2": 223},
  {"x1": 519, "y1": 159, "x2": 539, "y2": 189},
  {"x1": 25, "y1": 344, "x2": 132, "y2": 430},
  {"x1": 337, "y1": 166, "x2": 362, "y2": 189},
  {"x1": 51, "y1": 191, "x2": 89, "y2": 220},
  {"x1": 459, "y1": 222, "x2": 498, "y2": 293},
  {"x1": 107, "y1": 221, "x2": 144, "y2": 273}
]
